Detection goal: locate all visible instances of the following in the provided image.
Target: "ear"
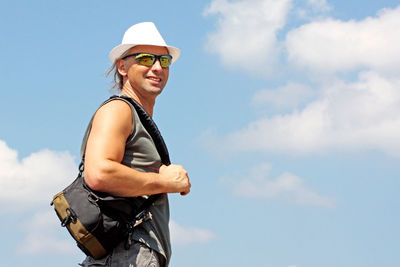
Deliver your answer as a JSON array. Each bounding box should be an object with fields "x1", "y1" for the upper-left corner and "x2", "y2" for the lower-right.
[{"x1": 117, "y1": 59, "x2": 128, "y2": 77}]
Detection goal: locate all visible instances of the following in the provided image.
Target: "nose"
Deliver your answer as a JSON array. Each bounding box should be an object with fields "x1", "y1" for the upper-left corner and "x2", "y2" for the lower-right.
[{"x1": 151, "y1": 59, "x2": 163, "y2": 72}]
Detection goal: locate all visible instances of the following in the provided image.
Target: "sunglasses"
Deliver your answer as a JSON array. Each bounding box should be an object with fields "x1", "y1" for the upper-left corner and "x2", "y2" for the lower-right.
[{"x1": 121, "y1": 53, "x2": 172, "y2": 68}]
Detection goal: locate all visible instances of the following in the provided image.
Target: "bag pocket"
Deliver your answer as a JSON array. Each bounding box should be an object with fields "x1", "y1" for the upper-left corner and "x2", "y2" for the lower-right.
[
  {"x1": 52, "y1": 175, "x2": 109, "y2": 259},
  {"x1": 52, "y1": 181, "x2": 108, "y2": 259}
]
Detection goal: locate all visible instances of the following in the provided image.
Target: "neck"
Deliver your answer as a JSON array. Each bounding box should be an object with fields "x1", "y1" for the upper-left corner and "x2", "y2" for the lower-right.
[{"x1": 120, "y1": 87, "x2": 155, "y2": 117}]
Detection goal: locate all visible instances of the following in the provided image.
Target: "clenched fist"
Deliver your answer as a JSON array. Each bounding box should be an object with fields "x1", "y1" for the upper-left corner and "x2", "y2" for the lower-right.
[{"x1": 159, "y1": 164, "x2": 191, "y2": 196}]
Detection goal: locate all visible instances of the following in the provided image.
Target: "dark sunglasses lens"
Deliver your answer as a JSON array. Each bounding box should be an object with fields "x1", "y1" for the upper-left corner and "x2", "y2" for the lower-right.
[
  {"x1": 159, "y1": 56, "x2": 172, "y2": 68},
  {"x1": 134, "y1": 53, "x2": 172, "y2": 68},
  {"x1": 135, "y1": 54, "x2": 156, "y2": 66}
]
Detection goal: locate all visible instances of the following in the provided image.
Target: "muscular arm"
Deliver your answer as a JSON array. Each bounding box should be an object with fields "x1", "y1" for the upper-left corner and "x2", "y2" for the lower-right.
[{"x1": 84, "y1": 100, "x2": 190, "y2": 197}]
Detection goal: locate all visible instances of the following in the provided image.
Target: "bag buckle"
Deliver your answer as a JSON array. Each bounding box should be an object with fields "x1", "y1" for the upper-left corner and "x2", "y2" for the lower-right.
[
  {"x1": 124, "y1": 210, "x2": 153, "y2": 250},
  {"x1": 61, "y1": 208, "x2": 77, "y2": 227},
  {"x1": 133, "y1": 210, "x2": 153, "y2": 227}
]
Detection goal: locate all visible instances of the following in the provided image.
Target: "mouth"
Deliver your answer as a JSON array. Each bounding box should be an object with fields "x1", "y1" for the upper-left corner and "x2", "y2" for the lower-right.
[{"x1": 147, "y1": 76, "x2": 162, "y2": 83}]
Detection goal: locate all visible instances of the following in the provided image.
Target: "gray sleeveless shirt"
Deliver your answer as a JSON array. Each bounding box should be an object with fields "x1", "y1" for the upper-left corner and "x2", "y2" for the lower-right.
[{"x1": 80, "y1": 97, "x2": 171, "y2": 262}]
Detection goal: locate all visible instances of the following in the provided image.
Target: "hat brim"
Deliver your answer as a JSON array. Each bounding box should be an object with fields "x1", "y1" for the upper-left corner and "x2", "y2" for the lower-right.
[{"x1": 109, "y1": 44, "x2": 181, "y2": 64}]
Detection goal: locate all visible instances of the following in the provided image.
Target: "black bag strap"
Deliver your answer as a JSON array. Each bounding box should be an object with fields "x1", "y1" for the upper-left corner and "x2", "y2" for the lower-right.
[{"x1": 110, "y1": 95, "x2": 170, "y2": 165}]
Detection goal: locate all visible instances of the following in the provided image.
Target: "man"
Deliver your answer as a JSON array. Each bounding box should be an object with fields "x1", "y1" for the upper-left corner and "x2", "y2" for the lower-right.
[{"x1": 80, "y1": 22, "x2": 191, "y2": 267}]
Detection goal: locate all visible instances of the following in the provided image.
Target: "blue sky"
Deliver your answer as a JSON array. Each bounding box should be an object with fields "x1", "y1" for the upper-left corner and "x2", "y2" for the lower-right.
[{"x1": 1, "y1": 0, "x2": 399, "y2": 266}]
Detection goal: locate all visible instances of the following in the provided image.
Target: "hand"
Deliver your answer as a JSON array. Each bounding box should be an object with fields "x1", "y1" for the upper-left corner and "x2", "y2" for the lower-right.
[{"x1": 159, "y1": 164, "x2": 191, "y2": 196}]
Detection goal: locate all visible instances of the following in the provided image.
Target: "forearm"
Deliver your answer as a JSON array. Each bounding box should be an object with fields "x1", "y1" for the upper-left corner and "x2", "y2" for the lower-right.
[{"x1": 84, "y1": 159, "x2": 167, "y2": 197}]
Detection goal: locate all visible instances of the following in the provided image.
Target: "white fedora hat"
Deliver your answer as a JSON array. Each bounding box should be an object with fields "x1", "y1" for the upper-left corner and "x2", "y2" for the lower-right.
[{"x1": 109, "y1": 22, "x2": 181, "y2": 64}]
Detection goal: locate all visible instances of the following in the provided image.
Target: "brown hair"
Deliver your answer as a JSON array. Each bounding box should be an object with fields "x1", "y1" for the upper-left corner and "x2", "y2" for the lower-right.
[
  {"x1": 106, "y1": 63, "x2": 123, "y2": 90},
  {"x1": 106, "y1": 49, "x2": 133, "y2": 90}
]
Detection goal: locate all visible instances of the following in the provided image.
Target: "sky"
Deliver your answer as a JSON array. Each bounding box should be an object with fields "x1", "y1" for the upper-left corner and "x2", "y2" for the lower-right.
[{"x1": 0, "y1": 0, "x2": 399, "y2": 266}]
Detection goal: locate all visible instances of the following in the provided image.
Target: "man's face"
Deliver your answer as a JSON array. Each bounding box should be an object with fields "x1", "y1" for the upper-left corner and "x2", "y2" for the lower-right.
[{"x1": 119, "y1": 45, "x2": 170, "y2": 98}]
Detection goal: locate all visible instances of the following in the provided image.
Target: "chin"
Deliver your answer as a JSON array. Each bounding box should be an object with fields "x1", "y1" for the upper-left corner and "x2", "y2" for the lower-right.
[{"x1": 147, "y1": 87, "x2": 164, "y2": 96}]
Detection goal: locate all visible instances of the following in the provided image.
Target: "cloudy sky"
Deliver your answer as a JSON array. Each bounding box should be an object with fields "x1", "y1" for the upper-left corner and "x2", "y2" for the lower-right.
[{"x1": 1, "y1": 0, "x2": 399, "y2": 266}]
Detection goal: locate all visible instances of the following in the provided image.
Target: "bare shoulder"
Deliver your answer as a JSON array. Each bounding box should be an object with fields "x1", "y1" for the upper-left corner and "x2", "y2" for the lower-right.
[
  {"x1": 92, "y1": 99, "x2": 133, "y2": 137},
  {"x1": 98, "y1": 99, "x2": 132, "y2": 114}
]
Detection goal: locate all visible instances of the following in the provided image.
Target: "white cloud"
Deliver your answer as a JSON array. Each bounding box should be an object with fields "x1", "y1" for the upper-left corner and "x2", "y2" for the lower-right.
[
  {"x1": 0, "y1": 141, "x2": 80, "y2": 255},
  {"x1": 16, "y1": 210, "x2": 78, "y2": 255},
  {"x1": 0, "y1": 140, "x2": 77, "y2": 211},
  {"x1": 214, "y1": 71, "x2": 400, "y2": 156},
  {"x1": 286, "y1": 6, "x2": 400, "y2": 73},
  {"x1": 203, "y1": 0, "x2": 292, "y2": 75},
  {"x1": 169, "y1": 220, "x2": 216, "y2": 245},
  {"x1": 202, "y1": 1, "x2": 400, "y2": 157},
  {"x1": 203, "y1": 0, "x2": 400, "y2": 156},
  {"x1": 252, "y1": 82, "x2": 315, "y2": 111},
  {"x1": 203, "y1": 1, "x2": 400, "y2": 76},
  {"x1": 225, "y1": 163, "x2": 335, "y2": 207}
]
